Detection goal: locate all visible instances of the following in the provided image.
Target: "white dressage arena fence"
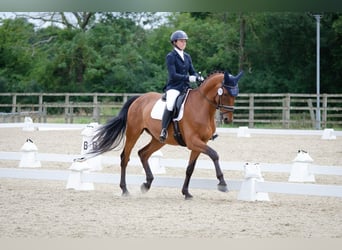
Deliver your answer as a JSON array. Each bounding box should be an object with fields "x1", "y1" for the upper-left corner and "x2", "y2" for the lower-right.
[
  {"x1": 0, "y1": 167, "x2": 341, "y2": 200},
  {"x1": 0, "y1": 123, "x2": 341, "y2": 201},
  {"x1": 0, "y1": 151, "x2": 342, "y2": 200}
]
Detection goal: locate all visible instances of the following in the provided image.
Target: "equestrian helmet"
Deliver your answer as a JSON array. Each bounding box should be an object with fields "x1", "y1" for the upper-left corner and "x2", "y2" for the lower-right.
[{"x1": 170, "y1": 30, "x2": 188, "y2": 43}]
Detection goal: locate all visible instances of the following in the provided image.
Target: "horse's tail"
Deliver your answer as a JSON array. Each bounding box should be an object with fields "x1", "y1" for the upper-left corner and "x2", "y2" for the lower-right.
[{"x1": 90, "y1": 95, "x2": 140, "y2": 155}]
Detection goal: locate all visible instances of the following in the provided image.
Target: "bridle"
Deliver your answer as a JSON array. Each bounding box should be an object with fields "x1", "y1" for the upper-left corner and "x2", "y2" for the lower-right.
[
  {"x1": 216, "y1": 83, "x2": 236, "y2": 113},
  {"x1": 198, "y1": 73, "x2": 239, "y2": 114}
]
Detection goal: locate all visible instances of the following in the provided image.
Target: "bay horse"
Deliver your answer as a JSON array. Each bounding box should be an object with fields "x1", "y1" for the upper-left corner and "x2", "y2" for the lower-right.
[{"x1": 90, "y1": 71, "x2": 243, "y2": 199}]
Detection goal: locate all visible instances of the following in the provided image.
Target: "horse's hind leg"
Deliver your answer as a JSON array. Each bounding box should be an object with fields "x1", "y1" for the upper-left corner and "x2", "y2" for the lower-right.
[
  {"x1": 119, "y1": 155, "x2": 129, "y2": 196},
  {"x1": 119, "y1": 128, "x2": 142, "y2": 196},
  {"x1": 138, "y1": 137, "x2": 163, "y2": 193}
]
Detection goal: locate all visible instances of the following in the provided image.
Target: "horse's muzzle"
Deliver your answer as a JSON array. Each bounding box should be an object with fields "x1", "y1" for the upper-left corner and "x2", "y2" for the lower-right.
[
  {"x1": 223, "y1": 116, "x2": 233, "y2": 124},
  {"x1": 220, "y1": 110, "x2": 233, "y2": 124}
]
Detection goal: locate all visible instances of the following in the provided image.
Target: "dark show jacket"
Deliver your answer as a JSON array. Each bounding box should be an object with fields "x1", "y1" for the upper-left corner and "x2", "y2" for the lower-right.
[{"x1": 165, "y1": 49, "x2": 198, "y2": 92}]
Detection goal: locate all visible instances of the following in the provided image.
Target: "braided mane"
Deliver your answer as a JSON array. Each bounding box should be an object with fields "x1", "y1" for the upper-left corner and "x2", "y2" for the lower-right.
[
  {"x1": 204, "y1": 71, "x2": 225, "y2": 80},
  {"x1": 200, "y1": 71, "x2": 225, "y2": 86}
]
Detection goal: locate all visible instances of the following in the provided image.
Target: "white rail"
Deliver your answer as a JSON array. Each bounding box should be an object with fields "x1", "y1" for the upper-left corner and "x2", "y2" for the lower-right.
[
  {"x1": 1, "y1": 151, "x2": 342, "y2": 176},
  {"x1": 0, "y1": 168, "x2": 341, "y2": 198}
]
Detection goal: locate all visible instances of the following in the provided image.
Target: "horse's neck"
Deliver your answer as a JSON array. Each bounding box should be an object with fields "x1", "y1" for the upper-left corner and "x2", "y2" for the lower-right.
[{"x1": 191, "y1": 74, "x2": 223, "y2": 116}]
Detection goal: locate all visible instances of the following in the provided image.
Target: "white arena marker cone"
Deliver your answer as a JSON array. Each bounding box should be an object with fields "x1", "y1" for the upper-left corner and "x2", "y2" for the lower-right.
[
  {"x1": 237, "y1": 163, "x2": 270, "y2": 202},
  {"x1": 19, "y1": 139, "x2": 41, "y2": 168},
  {"x1": 22, "y1": 116, "x2": 35, "y2": 132},
  {"x1": 237, "y1": 126, "x2": 251, "y2": 137},
  {"x1": 66, "y1": 159, "x2": 94, "y2": 191},
  {"x1": 81, "y1": 122, "x2": 102, "y2": 171},
  {"x1": 148, "y1": 150, "x2": 165, "y2": 174},
  {"x1": 288, "y1": 150, "x2": 315, "y2": 183},
  {"x1": 66, "y1": 122, "x2": 102, "y2": 191},
  {"x1": 321, "y1": 128, "x2": 336, "y2": 140}
]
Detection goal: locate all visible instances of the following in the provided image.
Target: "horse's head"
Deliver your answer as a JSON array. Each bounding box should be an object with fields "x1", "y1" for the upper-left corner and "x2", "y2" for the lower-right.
[
  {"x1": 218, "y1": 71, "x2": 243, "y2": 124},
  {"x1": 198, "y1": 70, "x2": 243, "y2": 124}
]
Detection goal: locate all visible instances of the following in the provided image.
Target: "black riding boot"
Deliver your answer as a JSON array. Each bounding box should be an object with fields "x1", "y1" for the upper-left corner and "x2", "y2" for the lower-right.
[{"x1": 159, "y1": 109, "x2": 173, "y2": 143}]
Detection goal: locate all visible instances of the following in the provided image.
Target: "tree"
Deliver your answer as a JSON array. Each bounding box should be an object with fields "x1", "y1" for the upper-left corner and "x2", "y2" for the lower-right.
[
  {"x1": 0, "y1": 18, "x2": 36, "y2": 92},
  {"x1": 320, "y1": 13, "x2": 342, "y2": 93},
  {"x1": 241, "y1": 13, "x2": 318, "y2": 93},
  {"x1": 0, "y1": 12, "x2": 341, "y2": 94},
  {"x1": 14, "y1": 12, "x2": 96, "y2": 31}
]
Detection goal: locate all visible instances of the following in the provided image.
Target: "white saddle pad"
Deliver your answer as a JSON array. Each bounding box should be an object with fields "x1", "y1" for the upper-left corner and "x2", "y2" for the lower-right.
[{"x1": 151, "y1": 99, "x2": 185, "y2": 121}]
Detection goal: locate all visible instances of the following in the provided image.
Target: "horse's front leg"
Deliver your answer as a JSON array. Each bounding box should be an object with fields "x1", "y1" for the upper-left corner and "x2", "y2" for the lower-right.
[
  {"x1": 182, "y1": 151, "x2": 200, "y2": 199},
  {"x1": 205, "y1": 146, "x2": 228, "y2": 192}
]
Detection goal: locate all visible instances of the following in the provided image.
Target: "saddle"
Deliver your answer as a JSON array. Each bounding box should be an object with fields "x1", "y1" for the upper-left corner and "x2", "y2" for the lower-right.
[
  {"x1": 161, "y1": 90, "x2": 189, "y2": 119},
  {"x1": 161, "y1": 89, "x2": 191, "y2": 147}
]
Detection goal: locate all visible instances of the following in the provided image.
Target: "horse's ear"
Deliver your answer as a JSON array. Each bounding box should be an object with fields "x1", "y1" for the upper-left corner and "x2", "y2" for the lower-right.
[
  {"x1": 224, "y1": 72, "x2": 230, "y2": 83},
  {"x1": 235, "y1": 71, "x2": 244, "y2": 80},
  {"x1": 224, "y1": 71, "x2": 244, "y2": 86}
]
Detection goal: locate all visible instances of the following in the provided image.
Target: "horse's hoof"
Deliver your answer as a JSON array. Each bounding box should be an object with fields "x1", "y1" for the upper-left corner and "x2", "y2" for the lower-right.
[
  {"x1": 184, "y1": 194, "x2": 193, "y2": 200},
  {"x1": 121, "y1": 191, "x2": 130, "y2": 197},
  {"x1": 141, "y1": 183, "x2": 150, "y2": 193},
  {"x1": 182, "y1": 190, "x2": 193, "y2": 200},
  {"x1": 218, "y1": 184, "x2": 228, "y2": 193}
]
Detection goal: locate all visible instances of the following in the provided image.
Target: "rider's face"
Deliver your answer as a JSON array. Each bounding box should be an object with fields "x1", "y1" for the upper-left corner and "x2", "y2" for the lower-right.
[{"x1": 175, "y1": 39, "x2": 187, "y2": 50}]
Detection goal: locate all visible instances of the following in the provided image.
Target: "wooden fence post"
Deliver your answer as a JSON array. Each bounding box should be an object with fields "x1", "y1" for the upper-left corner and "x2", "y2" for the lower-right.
[
  {"x1": 248, "y1": 94, "x2": 254, "y2": 128},
  {"x1": 307, "y1": 99, "x2": 316, "y2": 129},
  {"x1": 322, "y1": 94, "x2": 327, "y2": 129},
  {"x1": 11, "y1": 94, "x2": 17, "y2": 123},
  {"x1": 11, "y1": 94, "x2": 17, "y2": 113},
  {"x1": 70, "y1": 105, "x2": 74, "y2": 124},
  {"x1": 283, "y1": 94, "x2": 290, "y2": 129},
  {"x1": 65, "y1": 94, "x2": 69, "y2": 123},
  {"x1": 38, "y1": 94, "x2": 43, "y2": 123},
  {"x1": 43, "y1": 103, "x2": 47, "y2": 123},
  {"x1": 215, "y1": 110, "x2": 221, "y2": 126},
  {"x1": 93, "y1": 94, "x2": 99, "y2": 122}
]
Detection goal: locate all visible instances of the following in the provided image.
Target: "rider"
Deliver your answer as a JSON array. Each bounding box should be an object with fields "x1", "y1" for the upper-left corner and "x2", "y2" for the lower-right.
[{"x1": 159, "y1": 30, "x2": 203, "y2": 143}]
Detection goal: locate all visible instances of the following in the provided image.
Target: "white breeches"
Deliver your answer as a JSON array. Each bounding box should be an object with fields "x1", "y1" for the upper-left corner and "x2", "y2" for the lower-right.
[{"x1": 165, "y1": 89, "x2": 180, "y2": 111}]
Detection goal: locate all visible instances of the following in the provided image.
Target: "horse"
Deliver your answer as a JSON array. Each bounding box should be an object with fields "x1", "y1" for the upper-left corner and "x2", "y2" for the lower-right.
[{"x1": 90, "y1": 71, "x2": 243, "y2": 199}]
